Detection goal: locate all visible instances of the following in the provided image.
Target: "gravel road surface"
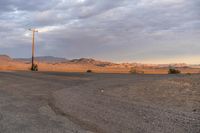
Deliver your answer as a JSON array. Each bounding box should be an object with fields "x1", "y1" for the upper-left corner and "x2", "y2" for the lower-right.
[{"x1": 0, "y1": 72, "x2": 199, "y2": 133}]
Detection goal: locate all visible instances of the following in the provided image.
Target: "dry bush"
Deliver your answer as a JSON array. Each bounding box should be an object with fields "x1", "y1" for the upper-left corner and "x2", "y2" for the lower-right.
[
  {"x1": 130, "y1": 67, "x2": 144, "y2": 74},
  {"x1": 168, "y1": 68, "x2": 181, "y2": 74},
  {"x1": 86, "y1": 69, "x2": 93, "y2": 73},
  {"x1": 31, "y1": 64, "x2": 38, "y2": 71}
]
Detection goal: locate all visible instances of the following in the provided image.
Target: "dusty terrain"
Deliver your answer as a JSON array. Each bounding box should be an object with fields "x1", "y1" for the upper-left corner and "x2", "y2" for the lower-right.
[
  {"x1": 1, "y1": 55, "x2": 200, "y2": 74},
  {"x1": 0, "y1": 71, "x2": 199, "y2": 133}
]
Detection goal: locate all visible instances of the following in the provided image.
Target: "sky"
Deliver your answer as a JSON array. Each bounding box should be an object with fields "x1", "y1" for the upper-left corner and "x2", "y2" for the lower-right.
[{"x1": 0, "y1": 0, "x2": 199, "y2": 64}]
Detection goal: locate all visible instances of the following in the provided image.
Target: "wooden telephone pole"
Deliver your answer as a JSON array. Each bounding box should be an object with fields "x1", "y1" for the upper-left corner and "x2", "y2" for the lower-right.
[{"x1": 29, "y1": 29, "x2": 38, "y2": 71}]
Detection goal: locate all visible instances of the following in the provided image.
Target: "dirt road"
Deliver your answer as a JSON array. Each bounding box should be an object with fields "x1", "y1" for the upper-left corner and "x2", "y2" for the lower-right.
[{"x1": 0, "y1": 72, "x2": 199, "y2": 133}]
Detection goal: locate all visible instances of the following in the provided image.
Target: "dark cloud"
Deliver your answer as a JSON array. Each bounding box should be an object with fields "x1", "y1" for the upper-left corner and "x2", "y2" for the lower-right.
[
  {"x1": 0, "y1": 0, "x2": 199, "y2": 63},
  {"x1": 0, "y1": 0, "x2": 56, "y2": 12}
]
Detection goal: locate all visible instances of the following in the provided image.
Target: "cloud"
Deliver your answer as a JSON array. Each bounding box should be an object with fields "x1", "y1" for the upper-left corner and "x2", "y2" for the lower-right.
[
  {"x1": 0, "y1": 0, "x2": 57, "y2": 12},
  {"x1": 0, "y1": 0, "x2": 199, "y2": 63}
]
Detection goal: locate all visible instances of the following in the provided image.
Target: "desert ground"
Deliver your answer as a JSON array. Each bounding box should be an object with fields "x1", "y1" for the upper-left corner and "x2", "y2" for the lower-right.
[
  {"x1": 0, "y1": 71, "x2": 199, "y2": 133},
  {"x1": 1, "y1": 55, "x2": 200, "y2": 74},
  {"x1": 1, "y1": 59, "x2": 200, "y2": 74}
]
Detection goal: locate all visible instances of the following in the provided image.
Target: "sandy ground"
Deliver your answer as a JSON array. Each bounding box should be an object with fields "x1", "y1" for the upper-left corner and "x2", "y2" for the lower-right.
[
  {"x1": 0, "y1": 72, "x2": 199, "y2": 133},
  {"x1": 1, "y1": 61, "x2": 200, "y2": 74}
]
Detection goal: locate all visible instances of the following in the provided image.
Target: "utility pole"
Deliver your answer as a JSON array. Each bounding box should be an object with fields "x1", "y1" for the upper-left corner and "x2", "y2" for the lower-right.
[{"x1": 29, "y1": 29, "x2": 38, "y2": 71}]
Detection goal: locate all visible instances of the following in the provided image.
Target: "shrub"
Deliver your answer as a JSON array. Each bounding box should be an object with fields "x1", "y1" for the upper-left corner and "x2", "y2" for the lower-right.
[
  {"x1": 168, "y1": 68, "x2": 180, "y2": 74},
  {"x1": 130, "y1": 68, "x2": 137, "y2": 74},
  {"x1": 86, "y1": 69, "x2": 92, "y2": 73},
  {"x1": 130, "y1": 67, "x2": 144, "y2": 74},
  {"x1": 31, "y1": 64, "x2": 38, "y2": 71}
]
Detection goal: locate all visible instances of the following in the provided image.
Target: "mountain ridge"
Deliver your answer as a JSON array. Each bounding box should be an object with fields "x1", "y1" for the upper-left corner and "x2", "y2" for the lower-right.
[
  {"x1": 0, "y1": 55, "x2": 12, "y2": 61},
  {"x1": 1, "y1": 54, "x2": 200, "y2": 74},
  {"x1": 2, "y1": 55, "x2": 198, "y2": 67},
  {"x1": 14, "y1": 56, "x2": 68, "y2": 63}
]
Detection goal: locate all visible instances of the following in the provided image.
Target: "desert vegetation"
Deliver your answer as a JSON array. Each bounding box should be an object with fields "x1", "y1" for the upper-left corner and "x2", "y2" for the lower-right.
[
  {"x1": 168, "y1": 68, "x2": 181, "y2": 74},
  {"x1": 130, "y1": 67, "x2": 144, "y2": 74},
  {"x1": 86, "y1": 69, "x2": 93, "y2": 73},
  {"x1": 31, "y1": 64, "x2": 38, "y2": 71}
]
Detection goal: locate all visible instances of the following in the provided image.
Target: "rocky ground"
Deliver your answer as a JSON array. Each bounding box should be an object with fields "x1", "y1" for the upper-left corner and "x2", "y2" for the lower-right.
[{"x1": 0, "y1": 71, "x2": 199, "y2": 133}]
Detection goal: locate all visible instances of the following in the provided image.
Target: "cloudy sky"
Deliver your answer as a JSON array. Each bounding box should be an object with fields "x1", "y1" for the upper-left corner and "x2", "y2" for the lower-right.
[{"x1": 0, "y1": 0, "x2": 199, "y2": 63}]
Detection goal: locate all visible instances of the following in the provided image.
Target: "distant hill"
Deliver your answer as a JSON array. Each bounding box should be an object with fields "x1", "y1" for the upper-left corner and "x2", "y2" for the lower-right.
[
  {"x1": 0, "y1": 55, "x2": 12, "y2": 61},
  {"x1": 1, "y1": 54, "x2": 200, "y2": 74},
  {"x1": 15, "y1": 56, "x2": 68, "y2": 63},
  {"x1": 69, "y1": 58, "x2": 115, "y2": 67},
  {"x1": 10, "y1": 56, "x2": 195, "y2": 68}
]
